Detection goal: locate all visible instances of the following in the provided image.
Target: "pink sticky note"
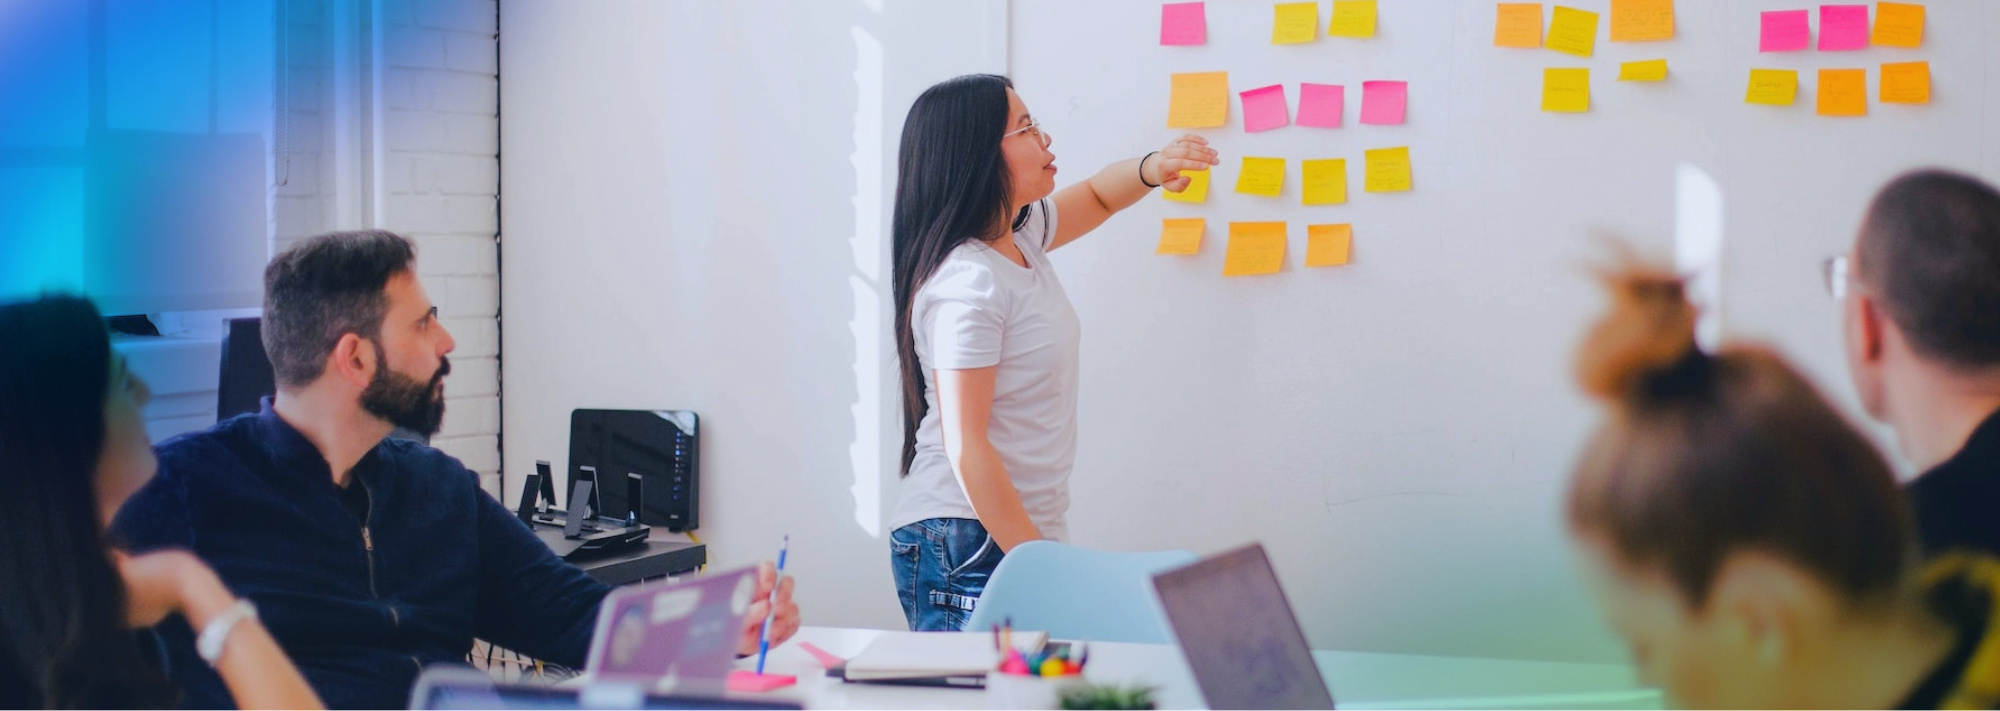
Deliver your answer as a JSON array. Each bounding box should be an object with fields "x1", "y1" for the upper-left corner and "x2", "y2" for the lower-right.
[
  {"x1": 1759, "y1": 10, "x2": 1810, "y2": 52},
  {"x1": 1240, "y1": 84, "x2": 1291, "y2": 132},
  {"x1": 1817, "y1": 5, "x2": 1869, "y2": 50},
  {"x1": 1160, "y1": 2, "x2": 1207, "y2": 46},
  {"x1": 1297, "y1": 83, "x2": 1345, "y2": 128},
  {"x1": 1359, "y1": 80, "x2": 1407, "y2": 125},
  {"x1": 726, "y1": 670, "x2": 798, "y2": 693}
]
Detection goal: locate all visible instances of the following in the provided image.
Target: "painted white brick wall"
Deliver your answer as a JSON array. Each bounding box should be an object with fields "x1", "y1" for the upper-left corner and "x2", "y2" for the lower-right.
[
  {"x1": 139, "y1": 0, "x2": 504, "y2": 500},
  {"x1": 382, "y1": 0, "x2": 503, "y2": 496}
]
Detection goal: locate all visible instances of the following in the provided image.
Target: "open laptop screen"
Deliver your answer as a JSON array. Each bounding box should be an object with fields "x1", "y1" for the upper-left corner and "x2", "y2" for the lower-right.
[{"x1": 1151, "y1": 543, "x2": 1335, "y2": 710}]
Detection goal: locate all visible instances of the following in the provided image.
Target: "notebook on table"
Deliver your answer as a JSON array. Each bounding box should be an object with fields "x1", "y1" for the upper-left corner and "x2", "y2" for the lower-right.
[{"x1": 831, "y1": 630, "x2": 1049, "y2": 688}]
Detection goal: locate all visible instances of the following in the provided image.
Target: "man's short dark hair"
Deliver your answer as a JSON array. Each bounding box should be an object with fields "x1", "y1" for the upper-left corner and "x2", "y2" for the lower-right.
[
  {"x1": 263, "y1": 230, "x2": 417, "y2": 388},
  {"x1": 1856, "y1": 169, "x2": 2000, "y2": 370}
]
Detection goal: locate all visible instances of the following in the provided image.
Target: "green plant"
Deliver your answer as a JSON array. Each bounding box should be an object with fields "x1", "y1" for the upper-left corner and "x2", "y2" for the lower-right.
[{"x1": 1058, "y1": 683, "x2": 1157, "y2": 710}]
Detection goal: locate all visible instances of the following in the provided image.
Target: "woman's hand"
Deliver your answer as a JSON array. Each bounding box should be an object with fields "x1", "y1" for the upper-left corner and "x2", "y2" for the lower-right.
[
  {"x1": 1146, "y1": 134, "x2": 1220, "y2": 193},
  {"x1": 735, "y1": 560, "x2": 801, "y2": 657},
  {"x1": 116, "y1": 549, "x2": 233, "y2": 629}
]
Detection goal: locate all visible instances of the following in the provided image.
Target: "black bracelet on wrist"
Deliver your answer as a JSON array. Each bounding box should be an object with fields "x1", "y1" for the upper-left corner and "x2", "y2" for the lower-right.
[{"x1": 1139, "y1": 151, "x2": 1162, "y2": 188}]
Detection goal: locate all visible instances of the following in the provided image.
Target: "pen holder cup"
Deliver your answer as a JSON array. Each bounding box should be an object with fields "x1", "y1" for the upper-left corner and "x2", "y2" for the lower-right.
[{"x1": 986, "y1": 671, "x2": 1087, "y2": 710}]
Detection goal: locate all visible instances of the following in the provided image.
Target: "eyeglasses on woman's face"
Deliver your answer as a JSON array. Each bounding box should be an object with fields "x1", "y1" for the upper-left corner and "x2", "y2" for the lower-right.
[{"x1": 1003, "y1": 118, "x2": 1051, "y2": 148}]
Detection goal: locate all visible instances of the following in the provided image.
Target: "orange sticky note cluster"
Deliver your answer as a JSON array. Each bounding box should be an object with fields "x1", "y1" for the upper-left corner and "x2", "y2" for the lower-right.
[
  {"x1": 1817, "y1": 69, "x2": 1867, "y2": 117},
  {"x1": 1494, "y1": 3, "x2": 1544, "y2": 47},
  {"x1": 1880, "y1": 61, "x2": 1930, "y2": 104},
  {"x1": 1224, "y1": 222, "x2": 1288, "y2": 276},
  {"x1": 1306, "y1": 224, "x2": 1354, "y2": 267},
  {"x1": 1609, "y1": 0, "x2": 1674, "y2": 42}
]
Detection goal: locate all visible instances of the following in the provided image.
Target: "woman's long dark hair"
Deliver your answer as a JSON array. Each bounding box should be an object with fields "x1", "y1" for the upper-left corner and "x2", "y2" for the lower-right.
[
  {"x1": 0, "y1": 295, "x2": 174, "y2": 708},
  {"x1": 892, "y1": 74, "x2": 1025, "y2": 476}
]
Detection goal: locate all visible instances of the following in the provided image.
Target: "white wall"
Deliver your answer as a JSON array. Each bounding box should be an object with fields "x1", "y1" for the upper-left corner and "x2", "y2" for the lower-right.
[{"x1": 498, "y1": 0, "x2": 1002, "y2": 633}]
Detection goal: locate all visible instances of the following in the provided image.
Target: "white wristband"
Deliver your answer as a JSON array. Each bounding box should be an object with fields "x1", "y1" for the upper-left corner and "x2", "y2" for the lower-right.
[{"x1": 196, "y1": 600, "x2": 257, "y2": 667}]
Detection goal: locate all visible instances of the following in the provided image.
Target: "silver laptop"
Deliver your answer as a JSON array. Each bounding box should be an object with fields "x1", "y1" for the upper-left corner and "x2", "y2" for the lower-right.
[
  {"x1": 1151, "y1": 543, "x2": 1336, "y2": 710},
  {"x1": 584, "y1": 564, "x2": 759, "y2": 687}
]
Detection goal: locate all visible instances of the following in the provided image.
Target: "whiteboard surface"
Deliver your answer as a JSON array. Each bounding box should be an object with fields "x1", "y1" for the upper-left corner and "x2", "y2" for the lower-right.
[{"x1": 1009, "y1": 0, "x2": 1998, "y2": 661}]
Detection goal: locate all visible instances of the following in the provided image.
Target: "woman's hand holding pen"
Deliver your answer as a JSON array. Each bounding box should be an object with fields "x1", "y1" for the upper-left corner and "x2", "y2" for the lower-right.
[
  {"x1": 1146, "y1": 134, "x2": 1220, "y2": 193},
  {"x1": 736, "y1": 560, "x2": 800, "y2": 657}
]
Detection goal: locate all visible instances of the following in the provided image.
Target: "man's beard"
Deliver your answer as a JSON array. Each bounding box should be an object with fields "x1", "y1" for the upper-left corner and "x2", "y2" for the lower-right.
[{"x1": 360, "y1": 343, "x2": 450, "y2": 437}]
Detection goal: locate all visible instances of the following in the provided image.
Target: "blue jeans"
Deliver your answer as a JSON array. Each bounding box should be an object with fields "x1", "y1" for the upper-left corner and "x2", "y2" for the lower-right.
[{"x1": 890, "y1": 518, "x2": 1004, "y2": 632}]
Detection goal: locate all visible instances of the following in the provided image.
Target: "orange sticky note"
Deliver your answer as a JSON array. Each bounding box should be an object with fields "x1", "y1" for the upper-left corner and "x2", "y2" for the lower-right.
[
  {"x1": 1224, "y1": 222, "x2": 1287, "y2": 276},
  {"x1": 1301, "y1": 159, "x2": 1348, "y2": 206},
  {"x1": 1305, "y1": 224, "x2": 1353, "y2": 267},
  {"x1": 1872, "y1": 2, "x2": 1924, "y2": 48},
  {"x1": 1542, "y1": 68, "x2": 1591, "y2": 112},
  {"x1": 1157, "y1": 218, "x2": 1205, "y2": 255},
  {"x1": 1609, "y1": 0, "x2": 1674, "y2": 42},
  {"x1": 1162, "y1": 168, "x2": 1211, "y2": 203},
  {"x1": 1495, "y1": 3, "x2": 1543, "y2": 48},
  {"x1": 1880, "y1": 61, "x2": 1930, "y2": 104},
  {"x1": 1273, "y1": 2, "x2": 1319, "y2": 44},
  {"x1": 1546, "y1": 6, "x2": 1599, "y2": 57},
  {"x1": 1745, "y1": 69, "x2": 1798, "y2": 106},
  {"x1": 1236, "y1": 157, "x2": 1286, "y2": 197},
  {"x1": 1817, "y1": 68, "x2": 1867, "y2": 117},
  {"x1": 1168, "y1": 72, "x2": 1229, "y2": 128},
  {"x1": 1328, "y1": 0, "x2": 1378, "y2": 39},
  {"x1": 1363, "y1": 146, "x2": 1411, "y2": 193}
]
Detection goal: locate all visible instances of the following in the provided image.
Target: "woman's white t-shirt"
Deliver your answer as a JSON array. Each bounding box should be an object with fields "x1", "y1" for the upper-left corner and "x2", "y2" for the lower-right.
[{"x1": 889, "y1": 200, "x2": 1081, "y2": 542}]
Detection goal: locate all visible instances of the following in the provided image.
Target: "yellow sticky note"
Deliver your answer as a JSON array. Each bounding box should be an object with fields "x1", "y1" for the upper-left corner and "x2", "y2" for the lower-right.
[
  {"x1": 1363, "y1": 146, "x2": 1412, "y2": 193},
  {"x1": 1872, "y1": 2, "x2": 1924, "y2": 48},
  {"x1": 1745, "y1": 69, "x2": 1798, "y2": 106},
  {"x1": 1302, "y1": 159, "x2": 1348, "y2": 206},
  {"x1": 1162, "y1": 168, "x2": 1211, "y2": 203},
  {"x1": 1546, "y1": 6, "x2": 1599, "y2": 57},
  {"x1": 1306, "y1": 224, "x2": 1354, "y2": 267},
  {"x1": 1618, "y1": 59, "x2": 1668, "y2": 82},
  {"x1": 1224, "y1": 222, "x2": 1287, "y2": 277},
  {"x1": 1273, "y1": 2, "x2": 1319, "y2": 44},
  {"x1": 1328, "y1": 0, "x2": 1378, "y2": 39},
  {"x1": 1495, "y1": 3, "x2": 1544, "y2": 48},
  {"x1": 1542, "y1": 68, "x2": 1591, "y2": 112},
  {"x1": 1168, "y1": 72, "x2": 1230, "y2": 128},
  {"x1": 1609, "y1": 0, "x2": 1674, "y2": 42},
  {"x1": 1881, "y1": 61, "x2": 1931, "y2": 104},
  {"x1": 1817, "y1": 69, "x2": 1868, "y2": 117},
  {"x1": 1236, "y1": 157, "x2": 1286, "y2": 197},
  {"x1": 1157, "y1": 218, "x2": 1205, "y2": 255}
]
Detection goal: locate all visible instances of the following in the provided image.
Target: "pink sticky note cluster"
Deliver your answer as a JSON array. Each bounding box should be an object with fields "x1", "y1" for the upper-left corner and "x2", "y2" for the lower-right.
[
  {"x1": 1160, "y1": 2, "x2": 1207, "y2": 46},
  {"x1": 1359, "y1": 80, "x2": 1408, "y2": 125},
  {"x1": 1760, "y1": 10, "x2": 1811, "y2": 52},
  {"x1": 1817, "y1": 4, "x2": 1869, "y2": 50},
  {"x1": 1240, "y1": 84, "x2": 1292, "y2": 132},
  {"x1": 1296, "y1": 83, "x2": 1345, "y2": 127}
]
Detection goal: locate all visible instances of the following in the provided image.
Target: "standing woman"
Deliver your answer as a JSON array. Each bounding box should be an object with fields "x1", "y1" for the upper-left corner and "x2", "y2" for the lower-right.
[
  {"x1": 886, "y1": 74, "x2": 1217, "y2": 631},
  {"x1": 0, "y1": 295, "x2": 322, "y2": 709}
]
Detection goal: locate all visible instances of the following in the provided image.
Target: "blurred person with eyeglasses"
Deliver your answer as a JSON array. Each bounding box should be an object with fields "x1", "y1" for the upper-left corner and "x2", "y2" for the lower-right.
[{"x1": 1830, "y1": 169, "x2": 2000, "y2": 561}]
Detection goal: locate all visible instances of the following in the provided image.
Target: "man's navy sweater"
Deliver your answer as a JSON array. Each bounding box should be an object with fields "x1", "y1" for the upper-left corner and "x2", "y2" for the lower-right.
[{"x1": 113, "y1": 402, "x2": 610, "y2": 709}]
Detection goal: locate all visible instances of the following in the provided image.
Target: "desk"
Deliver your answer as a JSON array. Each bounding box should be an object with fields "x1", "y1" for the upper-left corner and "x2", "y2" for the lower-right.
[
  {"x1": 682, "y1": 627, "x2": 1662, "y2": 710},
  {"x1": 570, "y1": 541, "x2": 706, "y2": 587}
]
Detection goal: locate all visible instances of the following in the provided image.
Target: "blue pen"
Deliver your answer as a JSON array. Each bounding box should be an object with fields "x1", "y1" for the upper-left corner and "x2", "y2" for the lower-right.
[{"x1": 754, "y1": 535, "x2": 789, "y2": 675}]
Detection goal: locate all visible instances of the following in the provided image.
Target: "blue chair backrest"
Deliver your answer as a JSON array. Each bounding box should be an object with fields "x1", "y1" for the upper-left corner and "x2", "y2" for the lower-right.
[{"x1": 962, "y1": 541, "x2": 1199, "y2": 644}]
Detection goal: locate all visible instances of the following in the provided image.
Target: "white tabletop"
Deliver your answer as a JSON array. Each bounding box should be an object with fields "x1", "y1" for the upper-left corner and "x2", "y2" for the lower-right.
[{"x1": 687, "y1": 626, "x2": 1662, "y2": 710}]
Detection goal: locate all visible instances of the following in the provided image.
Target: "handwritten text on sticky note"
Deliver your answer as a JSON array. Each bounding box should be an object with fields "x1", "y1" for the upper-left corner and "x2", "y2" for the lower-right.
[
  {"x1": 1364, "y1": 147, "x2": 1412, "y2": 193},
  {"x1": 1609, "y1": 0, "x2": 1674, "y2": 42},
  {"x1": 1760, "y1": 10, "x2": 1810, "y2": 52},
  {"x1": 1157, "y1": 218, "x2": 1205, "y2": 255},
  {"x1": 1302, "y1": 159, "x2": 1348, "y2": 205},
  {"x1": 1168, "y1": 71, "x2": 1230, "y2": 128},
  {"x1": 1306, "y1": 224, "x2": 1354, "y2": 267},
  {"x1": 1328, "y1": 0, "x2": 1378, "y2": 38},
  {"x1": 1543, "y1": 68, "x2": 1591, "y2": 112},
  {"x1": 1872, "y1": 2, "x2": 1923, "y2": 48},
  {"x1": 1746, "y1": 69, "x2": 1799, "y2": 105},
  {"x1": 1819, "y1": 5, "x2": 1869, "y2": 51},
  {"x1": 1236, "y1": 157, "x2": 1287, "y2": 197},
  {"x1": 1880, "y1": 61, "x2": 1930, "y2": 104},
  {"x1": 1817, "y1": 68, "x2": 1867, "y2": 116},
  {"x1": 1224, "y1": 222, "x2": 1287, "y2": 276},
  {"x1": 1618, "y1": 59, "x2": 1668, "y2": 82},
  {"x1": 1273, "y1": 2, "x2": 1319, "y2": 44},
  {"x1": 1546, "y1": 6, "x2": 1599, "y2": 57},
  {"x1": 1495, "y1": 3, "x2": 1544, "y2": 47}
]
